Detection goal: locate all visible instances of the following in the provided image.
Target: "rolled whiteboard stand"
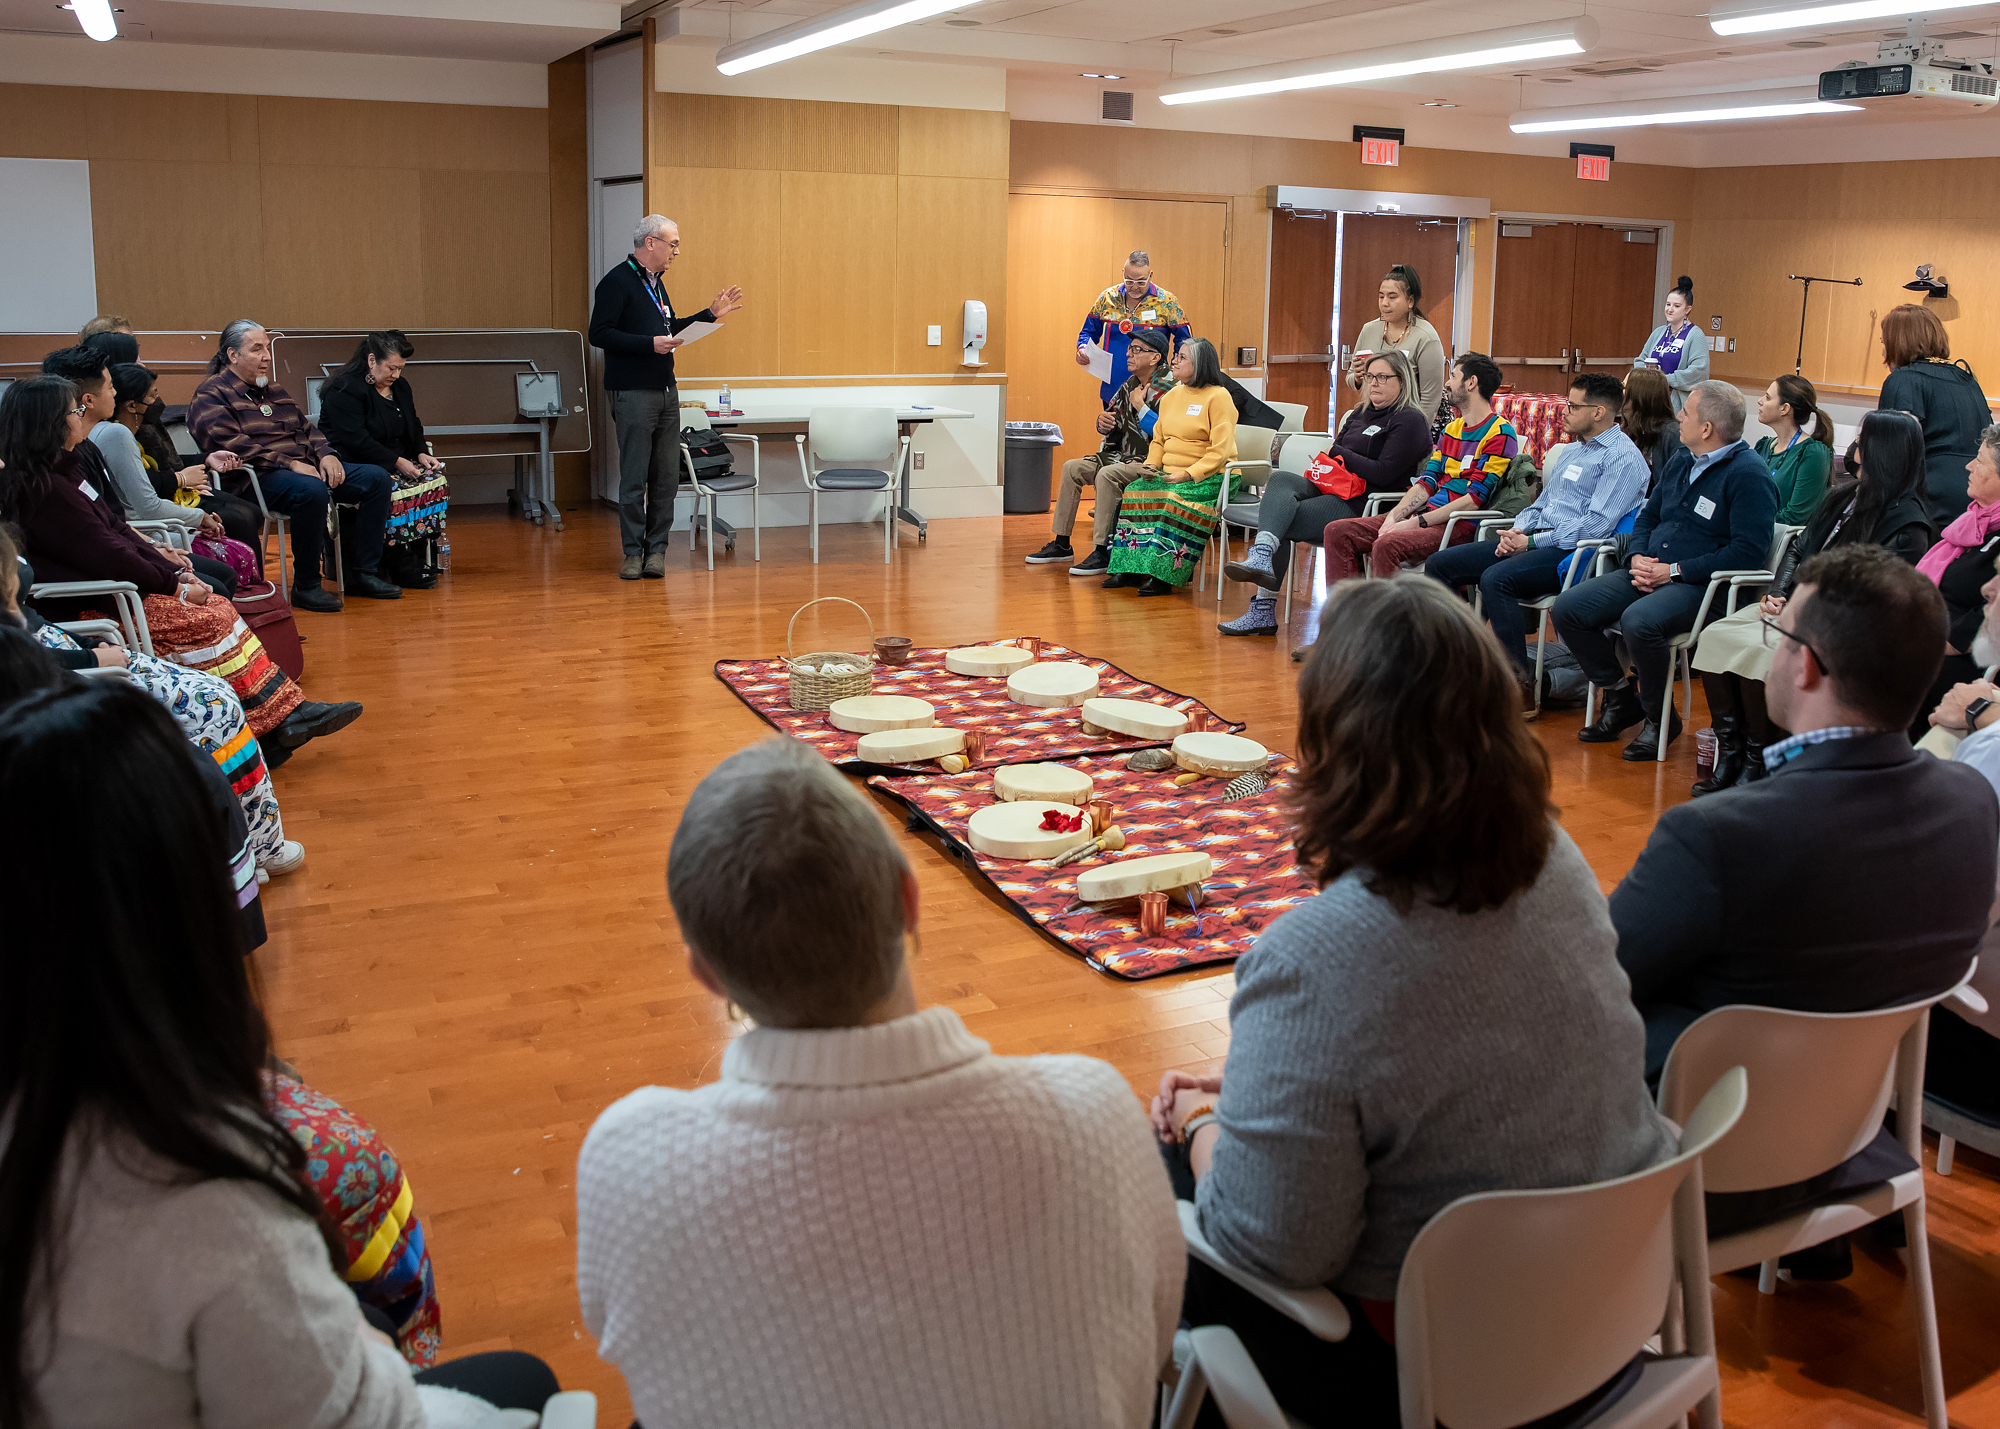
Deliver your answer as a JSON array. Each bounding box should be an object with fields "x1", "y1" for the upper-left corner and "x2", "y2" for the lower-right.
[{"x1": 1787, "y1": 274, "x2": 1863, "y2": 377}]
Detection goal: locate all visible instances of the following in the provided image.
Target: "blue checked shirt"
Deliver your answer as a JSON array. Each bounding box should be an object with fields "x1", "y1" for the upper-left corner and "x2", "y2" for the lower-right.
[
  {"x1": 1762, "y1": 725, "x2": 1898, "y2": 772},
  {"x1": 1512, "y1": 425, "x2": 1650, "y2": 550}
]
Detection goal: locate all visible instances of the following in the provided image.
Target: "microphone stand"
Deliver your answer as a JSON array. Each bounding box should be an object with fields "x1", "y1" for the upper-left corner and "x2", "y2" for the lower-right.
[{"x1": 1787, "y1": 274, "x2": 1862, "y2": 375}]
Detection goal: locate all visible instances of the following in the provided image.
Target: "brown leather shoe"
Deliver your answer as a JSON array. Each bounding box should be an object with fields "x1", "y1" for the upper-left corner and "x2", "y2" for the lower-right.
[
  {"x1": 642, "y1": 552, "x2": 668, "y2": 579},
  {"x1": 618, "y1": 555, "x2": 643, "y2": 581}
]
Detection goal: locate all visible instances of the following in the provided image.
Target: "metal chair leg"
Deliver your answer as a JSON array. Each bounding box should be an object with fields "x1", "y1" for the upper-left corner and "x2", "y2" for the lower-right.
[{"x1": 752, "y1": 484, "x2": 760, "y2": 561}]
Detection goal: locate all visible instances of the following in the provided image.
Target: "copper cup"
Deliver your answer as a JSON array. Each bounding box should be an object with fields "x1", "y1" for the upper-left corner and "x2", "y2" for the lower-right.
[
  {"x1": 873, "y1": 635, "x2": 913, "y2": 666},
  {"x1": 1184, "y1": 710, "x2": 1212, "y2": 734},
  {"x1": 1086, "y1": 799, "x2": 1114, "y2": 833},
  {"x1": 1018, "y1": 637, "x2": 1043, "y2": 660},
  {"x1": 1138, "y1": 890, "x2": 1169, "y2": 938},
  {"x1": 962, "y1": 730, "x2": 986, "y2": 763}
]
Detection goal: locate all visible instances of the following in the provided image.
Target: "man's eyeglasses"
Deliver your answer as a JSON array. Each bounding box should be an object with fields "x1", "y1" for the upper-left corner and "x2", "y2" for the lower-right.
[
  {"x1": 647, "y1": 237, "x2": 681, "y2": 249},
  {"x1": 1761, "y1": 615, "x2": 1832, "y2": 675},
  {"x1": 1564, "y1": 400, "x2": 1603, "y2": 413},
  {"x1": 67, "y1": 405, "x2": 86, "y2": 417}
]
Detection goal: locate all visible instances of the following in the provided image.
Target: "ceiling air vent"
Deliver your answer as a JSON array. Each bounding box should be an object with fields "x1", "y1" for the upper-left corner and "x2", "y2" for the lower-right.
[{"x1": 1101, "y1": 90, "x2": 1135, "y2": 124}]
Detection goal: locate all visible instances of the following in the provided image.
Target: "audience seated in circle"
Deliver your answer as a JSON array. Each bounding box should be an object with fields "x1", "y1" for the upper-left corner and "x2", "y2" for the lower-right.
[
  {"x1": 1912, "y1": 422, "x2": 2000, "y2": 737},
  {"x1": 2, "y1": 530, "x2": 298, "y2": 872},
  {"x1": 1151, "y1": 574, "x2": 1673, "y2": 1428},
  {"x1": 0, "y1": 375, "x2": 363, "y2": 759},
  {"x1": 41, "y1": 346, "x2": 242, "y2": 600},
  {"x1": 1318, "y1": 352, "x2": 1520, "y2": 587},
  {"x1": 1926, "y1": 569, "x2": 2000, "y2": 1121},
  {"x1": 1217, "y1": 349, "x2": 1429, "y2": 638},
  {"x1": 1620, "y1": 367, "x2": 1684, "y2": 494},
  {"x1": 1423, "y1": 371, "x2": 1649, "y2": 708},
  {"x1": 1552, "y1": 378, "x2": 1778, "y2": 762},
  {"x1": 1755, "y1": 374, "x2": 1836, "y2": 525},
  {"x1": 0, "y1": 679, "x2": 567, "y2": 1426},
  {"x1": 1101, "y1": 336, "x2": 1239, "y2": 597},
  {"x1": 317, "y1": 331, "x2": 451, "y2": 591},
  {"x1": 576, "y1": 735, "x2": 1183, "y2": 1429},
  {"x1": 1690, "y1": 410, "x2": 1935, "y2": 793},
  {"x1": 1026, "y1": 325, "x2": 1178, "y2": 577},
  {"x1": 188, "y1": 319, "x2": 402, "y2": 612}
]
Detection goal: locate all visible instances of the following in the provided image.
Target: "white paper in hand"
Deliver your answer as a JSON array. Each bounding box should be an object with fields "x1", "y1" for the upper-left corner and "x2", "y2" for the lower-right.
[
  {"x1": 1081, "y1": 342, "x2": 1113, "y2": 383},
  {"x1": 675, "y1": 321, "x2": 723, "y2": 346}
]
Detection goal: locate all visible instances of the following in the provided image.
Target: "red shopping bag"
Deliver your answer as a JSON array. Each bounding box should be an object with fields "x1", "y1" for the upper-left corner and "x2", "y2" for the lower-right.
[{"x1": 1304, "y1": 450, "x2": 1367, "y2": 501}]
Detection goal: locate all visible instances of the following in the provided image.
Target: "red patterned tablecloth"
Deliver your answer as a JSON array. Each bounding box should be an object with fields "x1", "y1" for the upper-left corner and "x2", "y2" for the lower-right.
[
  {"x1": 715, "y1": 642, "x2": 1244, "y2": 775},
  {"x1": 870, "y1": 751, "x2": 1317, "y2": 980}
]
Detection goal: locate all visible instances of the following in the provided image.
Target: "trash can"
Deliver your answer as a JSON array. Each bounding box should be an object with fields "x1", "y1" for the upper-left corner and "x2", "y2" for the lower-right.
[{"x1": 1003, "y1": 421, "x2": 1063, "y2": 514}]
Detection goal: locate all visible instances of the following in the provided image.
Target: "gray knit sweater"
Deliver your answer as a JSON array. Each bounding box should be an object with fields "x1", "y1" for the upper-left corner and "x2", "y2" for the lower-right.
[{"x1": 1195, "y1": 826, "x2": 1675, "y2": 1302}]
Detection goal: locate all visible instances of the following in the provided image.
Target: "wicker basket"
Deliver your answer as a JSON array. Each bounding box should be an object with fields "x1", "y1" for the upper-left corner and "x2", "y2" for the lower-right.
[{"x1": 786, "y1": 597, "x2": 875, "y2": 711}]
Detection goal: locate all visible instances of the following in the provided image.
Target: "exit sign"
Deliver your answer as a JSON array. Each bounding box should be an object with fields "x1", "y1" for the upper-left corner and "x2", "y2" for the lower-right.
[
  {"x1": 1577, "y1": 153, "x2": 1611, "y2": 181},
  {"x1": 1361, "y1": 135, "x2": 1400, "y2": 166}
]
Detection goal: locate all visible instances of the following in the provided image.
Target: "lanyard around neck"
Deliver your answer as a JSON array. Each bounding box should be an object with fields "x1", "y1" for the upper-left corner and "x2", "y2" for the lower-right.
[{"x1": 628, "y1": 258, "x2": 669, "y2": 317}]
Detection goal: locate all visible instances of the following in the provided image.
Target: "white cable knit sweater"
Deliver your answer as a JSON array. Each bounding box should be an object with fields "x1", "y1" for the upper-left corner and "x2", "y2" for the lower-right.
[{"x1": 576, "y1": 1006, "x2": 1184, "y2": 1428}]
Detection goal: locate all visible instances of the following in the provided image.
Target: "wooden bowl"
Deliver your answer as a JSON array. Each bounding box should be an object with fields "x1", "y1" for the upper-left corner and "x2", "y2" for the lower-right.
[{"x1": 873, "y1": 636, "x2": 914, "y2": 666}]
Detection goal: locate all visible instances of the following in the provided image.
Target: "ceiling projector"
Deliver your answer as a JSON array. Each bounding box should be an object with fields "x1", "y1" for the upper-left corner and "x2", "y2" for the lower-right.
[{"x1": 1820, "y1": 27, "x2": 1997, "y2": 109}]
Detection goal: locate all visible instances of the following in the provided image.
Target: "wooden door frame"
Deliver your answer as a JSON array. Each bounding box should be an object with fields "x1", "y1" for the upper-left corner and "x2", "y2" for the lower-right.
[{"x1": 1486, "y1": 212, "x2": 1679, "y2": 363}]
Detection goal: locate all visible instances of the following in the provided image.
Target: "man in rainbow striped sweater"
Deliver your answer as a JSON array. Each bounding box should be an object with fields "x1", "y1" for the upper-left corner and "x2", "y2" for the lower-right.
[{"x1": 1320, "y1": 353, "x2": 1520, "y2": 582}]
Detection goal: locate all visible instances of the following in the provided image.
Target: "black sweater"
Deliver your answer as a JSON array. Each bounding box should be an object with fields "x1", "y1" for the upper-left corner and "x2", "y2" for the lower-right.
[
  {"x1": 1330, "y1": 403, "x2": 1431, "y2": 493},
  {"x1": 319, "y1": 371, "x2": 425, "y2": 470},
  {"x1": 588, "y1": 258, "x2": 715, "y2": 391},
  {"x1": 1879, "y1": 360, "x2": 1992, "y2": 524},
  {"x1": 1630, "y1": 441, "x2": 1779, "y2": 586}
]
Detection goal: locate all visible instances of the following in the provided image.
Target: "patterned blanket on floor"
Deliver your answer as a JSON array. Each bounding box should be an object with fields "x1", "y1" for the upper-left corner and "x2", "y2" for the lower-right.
[
  {"x1": 869, "y1": 751, "x2": 1317, "y2": 980},
  {"x1": 715, "y1": 642, "x2": 1243, "y2": 774}
]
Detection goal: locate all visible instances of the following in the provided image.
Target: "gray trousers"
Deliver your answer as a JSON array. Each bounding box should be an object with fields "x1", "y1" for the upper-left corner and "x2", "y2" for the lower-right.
[
  {"x1": 610, "y1": 385, "x2": 679, "y2": 557},
  {"x1": 1053, "y1": 457, "x2": 1146, "y2": 548},
  {"x1": 1253, "y1": 469, "x2": 1359, "y2": 580}
]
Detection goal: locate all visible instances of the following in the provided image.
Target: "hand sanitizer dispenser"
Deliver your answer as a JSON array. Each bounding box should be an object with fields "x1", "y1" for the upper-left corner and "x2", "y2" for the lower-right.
[{"x1": 961, "y1": 300, "x2": 987, "y2": 368}]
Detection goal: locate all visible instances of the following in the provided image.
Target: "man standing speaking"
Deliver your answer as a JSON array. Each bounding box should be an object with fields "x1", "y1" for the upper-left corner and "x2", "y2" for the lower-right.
[{"x1": 590, "y1": 214, "x2": 745, "y2": 581}]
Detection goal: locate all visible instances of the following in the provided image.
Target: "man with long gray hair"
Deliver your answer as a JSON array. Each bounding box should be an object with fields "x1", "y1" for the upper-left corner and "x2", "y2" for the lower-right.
[{"x1": 588, "y1": 214, "x2": 745, "y2": 581}]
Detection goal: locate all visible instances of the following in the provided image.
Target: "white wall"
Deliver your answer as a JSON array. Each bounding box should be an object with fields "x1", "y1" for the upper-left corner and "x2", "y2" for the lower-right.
[
  {"x1": 0, "y1": 32, "x2": 547, "y2": 106},
  {"x1": 671, "y1": 383, "x2": 1005, "y2": 528}
]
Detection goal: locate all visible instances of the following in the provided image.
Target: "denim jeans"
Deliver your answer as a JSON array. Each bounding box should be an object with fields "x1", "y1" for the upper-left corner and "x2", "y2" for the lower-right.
[{"x1": 1425, "y1": 541, "x2": 1570, "y2": 672}]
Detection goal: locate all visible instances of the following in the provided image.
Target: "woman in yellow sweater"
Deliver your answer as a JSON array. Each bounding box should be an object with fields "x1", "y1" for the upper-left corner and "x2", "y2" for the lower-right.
[{"x1": 1104, "y1": 337, "x2": 1238, "y2": 595}]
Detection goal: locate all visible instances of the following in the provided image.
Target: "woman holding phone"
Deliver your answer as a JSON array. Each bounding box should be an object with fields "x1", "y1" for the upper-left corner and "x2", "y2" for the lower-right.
[{"x1": 1343, "y1": 265, "x2": 1445, "y2": 423}]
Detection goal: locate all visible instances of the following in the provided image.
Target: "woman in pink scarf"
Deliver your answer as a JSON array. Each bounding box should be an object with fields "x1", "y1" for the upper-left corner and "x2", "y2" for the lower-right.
[{"x1": 1914, "y1": 423, "x2": 2000, "y2": 736}]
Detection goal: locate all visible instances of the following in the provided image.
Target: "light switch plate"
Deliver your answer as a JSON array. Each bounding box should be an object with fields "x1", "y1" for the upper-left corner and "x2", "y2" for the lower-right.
[{"x1": 927, "y1": 325, "x2": 942, "y2": 346}]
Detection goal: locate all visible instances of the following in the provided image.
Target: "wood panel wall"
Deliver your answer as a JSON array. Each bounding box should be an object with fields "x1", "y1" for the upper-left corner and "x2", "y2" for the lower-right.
[
  {"x1": 1010, "y1": 121, "x2": 1697, "y2": 387},
  {"x1": 0, "y1": 71, "x2": 594, "y2": 499},
  {"x1": 1687, "y1": 158, "x2": 2000, "y2": 401},
  {"x1": 645, "y1": 94, "x2": 1008, "y2": 379}
]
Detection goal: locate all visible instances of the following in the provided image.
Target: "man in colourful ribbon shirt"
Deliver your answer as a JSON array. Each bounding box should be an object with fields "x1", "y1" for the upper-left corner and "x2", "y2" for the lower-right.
[{"x1": 1075, "y1": 250, "x2": 1190, "y2": 402}]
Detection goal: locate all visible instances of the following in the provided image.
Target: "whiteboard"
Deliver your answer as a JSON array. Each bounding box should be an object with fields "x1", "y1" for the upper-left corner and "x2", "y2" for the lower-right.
[{"x1": 0, "y1": 159, "x2": 96, "y2": 331}]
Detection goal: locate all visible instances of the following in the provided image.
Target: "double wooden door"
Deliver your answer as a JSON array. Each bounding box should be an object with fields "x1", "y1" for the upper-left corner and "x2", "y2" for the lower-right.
[
  {"x1": 1267, "y1": 211, "x2": 1460, "y2": 431},
  {"x1": 1491, "y1": 222, "x2": 1662, "y2": 396}
]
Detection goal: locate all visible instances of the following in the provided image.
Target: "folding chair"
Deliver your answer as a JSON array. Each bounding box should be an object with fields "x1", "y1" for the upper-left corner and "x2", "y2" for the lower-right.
[
  {"x1": 1657, "y1": 968, "x2": 1984, "y2": 1429},
  {"x1": 1164, "y1": 1070, "x2": 1748, "y2": 1429},
  {"x1": 679, "y1": 409, "x2": 761, "y2": 570},
  {"x1": 240, "y1": 467, "x2": 342, "y2": 596}
]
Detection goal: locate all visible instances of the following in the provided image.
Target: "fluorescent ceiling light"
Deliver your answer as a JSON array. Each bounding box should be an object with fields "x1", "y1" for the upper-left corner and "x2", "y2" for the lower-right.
[
  {"x1": 66, "y1": 0, "x2": 117, "y2": 41},
  {"x1": 1711, "y1": 0, "x2": 1993, "y2": 35},
  {"x1": 1510, "y1": 86, "x2": 1860, "y2": 132},
  {"x1": 716, "y1": 0, "x2": 976, "y2": 75},
  {"x1": 1158, "y1": 16, "x2": 1598, "y2": 105}
]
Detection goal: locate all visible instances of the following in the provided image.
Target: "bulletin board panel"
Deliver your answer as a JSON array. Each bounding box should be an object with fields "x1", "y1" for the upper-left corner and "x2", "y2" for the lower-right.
[{"x1": 270, "y1": 328, "x2": 591, "y2": 460}]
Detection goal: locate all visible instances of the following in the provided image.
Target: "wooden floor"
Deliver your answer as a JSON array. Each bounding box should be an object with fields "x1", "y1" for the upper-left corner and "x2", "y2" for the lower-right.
[{"x1": 260, "y1": 505, "x2": 2000, "y2": 1427}]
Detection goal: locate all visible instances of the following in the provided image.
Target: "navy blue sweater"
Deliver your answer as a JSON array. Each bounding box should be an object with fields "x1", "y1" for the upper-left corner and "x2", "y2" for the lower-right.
[
  {"x1": 1629, "y1": 440, "x2": 1778, "y2": 586},
  {"x1": 588, "y1": 258, "x2": 715, "y2": 391}
]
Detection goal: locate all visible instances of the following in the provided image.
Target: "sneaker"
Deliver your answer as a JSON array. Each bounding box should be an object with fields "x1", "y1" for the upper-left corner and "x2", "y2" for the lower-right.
[
  {"x1": 258, "y1": 840, "x2": 306, "y2": 876},
  {"x1": 1219, "y1": 595, "x2": 1278, "y2": 636},
  {"x1": 1224, "y1": 542, "x2": 1283, "y2": 592},
  {"x1": 1025, "y1": 537, "x2": 1074, "y2": 565},
  {"x1": 1069, "y1": 546, "x2": 1109, "y2": 576},
  {"x1": 618, "y1": 555, "x2": 643, "y2": 580}
]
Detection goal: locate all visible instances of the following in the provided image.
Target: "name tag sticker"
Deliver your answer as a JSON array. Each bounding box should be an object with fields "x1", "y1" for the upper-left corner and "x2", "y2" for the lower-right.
[
  {"x1": 1362, "y1": 424, "x2": 1382, "y2": 436},
  {"x1": 1562, "y1": 463, "x2": 1582, "y2": 481},
  {"x1": 1142, "y1": 310, "x2": 1157, "y2": 322},
  {"x1": 1694, "y1": 495, "x2": 1717, "y2": 519},
  {"x1": 1186, "y1": 403, "x2": 1203, "y2": 416},
  {"x1": 79, "y1": 479, "x2": 99, "y2": 500}
]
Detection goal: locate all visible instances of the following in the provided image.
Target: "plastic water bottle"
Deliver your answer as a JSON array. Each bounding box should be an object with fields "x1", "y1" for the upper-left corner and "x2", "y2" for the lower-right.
[
  {"x1": 436, "y1": 537, "x2": 451, "y2": 573},
  {"x1": 718, "y1": 383, "x2": 732, "y2": 412}
]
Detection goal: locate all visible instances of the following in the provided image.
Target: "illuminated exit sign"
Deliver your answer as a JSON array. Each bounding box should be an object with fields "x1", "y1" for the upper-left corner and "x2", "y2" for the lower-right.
[
  {"x1": 1577, "y1": 153, "x2": 1611, "y2": 181},
  {"x1": 1360, "y1": 135, "x2": 1400, "y2": 166}
]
